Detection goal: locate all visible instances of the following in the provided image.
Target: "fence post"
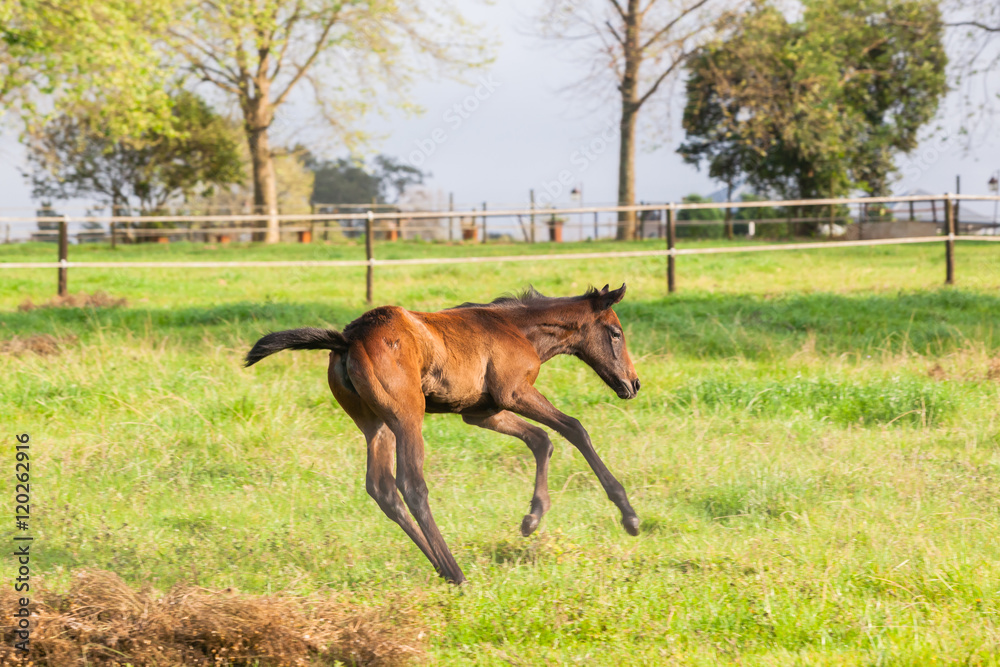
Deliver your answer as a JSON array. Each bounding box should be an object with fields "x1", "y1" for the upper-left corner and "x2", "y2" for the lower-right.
[
  {"x1": 110, "y1": 221, "x2": 117, "y2": 250},
  {"x1": 58, "y1": 216, "x2": 69, "y2": 297},
  {"x1": 725, "y1": 183, "x2": 734, "y2": 241},
  {"x1": 530, "y1": 190, "x2": 536, "y2": 244},
  {"x1": 267, "y1": 204, "x2": 279, "y2": 244},
  {"x1": 366, "y1": 210, "x2": 374, "y2": 304},
  {"x1": 945, "y1": 193, "x2": 955, "y2": 285},
  {"x1": 449, "y1": 192, "x2": 455, "y2": 242},
  {"x1": 481, "y1": 202, "x2": 487, "y2": 244},
  {"x1": 955, "y1": 175, "x2": 960, "y2": 228},
  {"x1": 666, "y1": 204, "x2": 676, "y2": 294}
]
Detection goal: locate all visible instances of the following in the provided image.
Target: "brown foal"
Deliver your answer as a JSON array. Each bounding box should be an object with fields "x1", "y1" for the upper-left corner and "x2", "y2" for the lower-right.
[{"x1": 245, "y1": 284, "x2": 641, "y2": 584}]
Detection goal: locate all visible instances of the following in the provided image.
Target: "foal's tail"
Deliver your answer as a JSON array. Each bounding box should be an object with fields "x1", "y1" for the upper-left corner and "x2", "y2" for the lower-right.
[{"x1": 244, "y1": 327, "x2": 350, "y2": 367}]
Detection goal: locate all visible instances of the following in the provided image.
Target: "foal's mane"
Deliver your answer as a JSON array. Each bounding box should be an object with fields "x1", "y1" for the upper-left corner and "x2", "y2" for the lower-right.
[{"x1": 451, "y1": 286, "x2": 598, "y2": 311}]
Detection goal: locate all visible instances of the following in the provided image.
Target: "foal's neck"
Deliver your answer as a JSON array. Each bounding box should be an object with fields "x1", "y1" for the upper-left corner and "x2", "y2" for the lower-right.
[{"x1": 514, "y1": 304, "x2": 585, "y2": 363}]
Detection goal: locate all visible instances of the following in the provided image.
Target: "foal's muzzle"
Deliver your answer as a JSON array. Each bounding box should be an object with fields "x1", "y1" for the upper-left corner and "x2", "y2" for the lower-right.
[{"x1": 616, "y1": 378, "x2": 641, "y2": 399}]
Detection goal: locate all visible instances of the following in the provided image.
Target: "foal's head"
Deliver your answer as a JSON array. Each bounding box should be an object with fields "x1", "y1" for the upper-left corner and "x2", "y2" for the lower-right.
[{"x1": 574, "y1": 284, "x2": 640, "y2": 400}]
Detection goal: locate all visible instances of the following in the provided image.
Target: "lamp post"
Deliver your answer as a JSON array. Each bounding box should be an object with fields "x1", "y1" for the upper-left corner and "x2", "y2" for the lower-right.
[{"x1": 989, "y1": 173, "x2": 998, "y2": 228}]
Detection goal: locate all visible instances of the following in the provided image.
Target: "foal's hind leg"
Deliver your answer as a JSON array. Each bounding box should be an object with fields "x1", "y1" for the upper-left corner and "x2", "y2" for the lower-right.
[
  {"x1": 464, "y1": 411, "x2": 553, "y2": 536},
  {"x1": 363, "y1": 422, "x2": 443, "y2": 572},
  {"x1": 328, "y1": 354, "x2": 442, "y2": 575},
  {"x1": 390, "y1": 419, "x2": 466, "y2": 583},
  {"x1": 345, "y1": 342, "x2": 466, "y2": 584}
]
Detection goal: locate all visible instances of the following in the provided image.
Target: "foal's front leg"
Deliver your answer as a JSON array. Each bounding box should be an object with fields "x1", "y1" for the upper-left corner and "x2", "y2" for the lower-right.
[
  {"x1": 463, "y1": 411, "x2": 554, "y2": 536},
  {"x1": 506, "y1": 386, "x2": 640, "y2": 536}
]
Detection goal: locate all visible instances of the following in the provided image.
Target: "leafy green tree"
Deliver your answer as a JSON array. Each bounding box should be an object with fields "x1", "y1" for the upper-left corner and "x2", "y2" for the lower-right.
[
  {"x1": 733, "y1": 193, "x2": 781, "y2": 222},
  {"x1": 308, "y1": 157, "x2": 378, "y2": 206},
  {"x1": 25, "y1": 91, "x2": 244, "y2": 215},
  {"x1": 679, "y1": 0, "x2": 947, "y2": 231},
  {"x1": 677, "y1": 193, "x2": 723, "y2": 221},
  {"x1": 676, "y1": 193, "x2": 724, "y2": 238},
  {"x1": 372, "y1": 156, "x2": 427, "y2": 205},
  {"x1": 1, "y1": 0, "x2": 175, "y2": 134},
  {"x1": 307, "y1": 154, "x2": 427, "y2": 206}
]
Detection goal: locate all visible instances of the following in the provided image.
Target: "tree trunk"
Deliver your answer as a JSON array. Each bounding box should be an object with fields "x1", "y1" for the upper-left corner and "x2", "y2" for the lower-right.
[
  {"x1": 616, "y1": 1, "x2": 641, "y2": 241},
  {"x1": 617, "y1": 104, "x2": 638, "y2": 240},
  {"x1": 249, "y1": 127, "x2": 279, "y2": 243},
  {"x1": 245, "y1": 94, "x2": 279, "y2": 244}
]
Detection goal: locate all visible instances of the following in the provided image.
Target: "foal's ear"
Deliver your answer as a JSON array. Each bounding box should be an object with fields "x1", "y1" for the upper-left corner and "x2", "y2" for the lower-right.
[{"x1": 593, "y1": 283, "x2": 627, "y2": 310}]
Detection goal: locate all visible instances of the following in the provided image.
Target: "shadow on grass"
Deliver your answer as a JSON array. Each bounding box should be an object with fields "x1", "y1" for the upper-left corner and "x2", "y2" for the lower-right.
[{"x1": 3, "y1": 289, "x2": 998, "y2": 359}]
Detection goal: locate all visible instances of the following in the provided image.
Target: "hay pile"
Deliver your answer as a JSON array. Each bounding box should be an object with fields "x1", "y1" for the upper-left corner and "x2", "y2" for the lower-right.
[
  {"x1": 0, "y1": 334, "x2": 77, "y2": 357},
  {"x1": 0, "y1": 570, "x2": 425, "y2": 666},
  {"x1": 18, "y1": 292, "x2": 126, "y2": 311}
]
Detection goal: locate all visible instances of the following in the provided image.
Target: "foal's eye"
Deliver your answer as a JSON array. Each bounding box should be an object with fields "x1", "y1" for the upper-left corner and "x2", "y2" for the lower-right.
[{"x1": 611, "y1": 330, "x2": 622, "y2": 340}]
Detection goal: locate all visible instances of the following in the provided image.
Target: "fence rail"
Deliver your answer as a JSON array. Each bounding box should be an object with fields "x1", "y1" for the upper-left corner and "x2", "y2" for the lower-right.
[
  {"x1": 3, "y1": 192, "x2": 998, "y2": 224},
  {"x1": 2, "y1": 194, "x2": 998, "y2": 301},
  {"x1": 9, "y1": 235, "x2": 1000, "y2": 270}
]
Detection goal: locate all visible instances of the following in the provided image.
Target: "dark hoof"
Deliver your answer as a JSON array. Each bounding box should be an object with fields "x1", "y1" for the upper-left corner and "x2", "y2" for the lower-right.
[
  {"x1": 623, "y1": 515, "x2": 640, "y2": 536},
  {"x1": 521, "y1": 514, "x2": 540, "y2": 537}
]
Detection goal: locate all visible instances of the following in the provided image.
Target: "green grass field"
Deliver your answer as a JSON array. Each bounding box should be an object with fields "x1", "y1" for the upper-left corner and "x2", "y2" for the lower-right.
[{"x1": 3, "y1": 238, "x2": 1000, "y2": 664}]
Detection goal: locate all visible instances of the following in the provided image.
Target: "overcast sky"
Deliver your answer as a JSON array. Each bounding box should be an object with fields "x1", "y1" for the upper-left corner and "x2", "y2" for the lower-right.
[{"x1": 1, "y1": 0, "x2": 998, "y2": 219}]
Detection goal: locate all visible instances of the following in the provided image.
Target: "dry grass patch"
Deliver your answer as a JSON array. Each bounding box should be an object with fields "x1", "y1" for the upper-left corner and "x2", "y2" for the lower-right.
[
  {"x1": 0, "y1": 570, "x2": 425, "y2": 666},
  {"x1": 926, "y1": 362, "x2": 947, "y2": 381},
  {"x1": 17, "y1": 291, "x2": 126, "y2": 311},
  {"x1": 0, "y1": 334, "x2": 77, "y2": 356},
  {"x1": 988, "y1": 357, "x2": 1000, "y2": 382}
]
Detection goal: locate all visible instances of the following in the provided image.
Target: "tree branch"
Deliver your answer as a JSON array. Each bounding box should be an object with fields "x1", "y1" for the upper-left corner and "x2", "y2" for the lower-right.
[
  {"x1": 635, "y1": 51, "x2": 685, "y2": 107},
  {"x1": 947, "y1": 20, "x2": 1000, "y2": 32},
  {"x1": 605, "y1": 19, "x2": 625, "y2": 46},
  {"x1": 168, "y1": 28, "x2": 243, "y2": 85},
  {"x1": 607, "y1": 0, "x2": 628, "y2": 21},
  {"x1": 170, "y1": 44, "x2": 243, "y2": 95},
  {"x1": 640, "y1": 0, "x2": 713, "y2": 52},
  {"x1": 638, "y1": 0, "x2": 663, "y2": 21},
  {"x1": 271, "y1": 0, "x2": 305, "y2": 81},
  {"x1": 271, "y1": 9, "x2": 341, "y2": 108}
]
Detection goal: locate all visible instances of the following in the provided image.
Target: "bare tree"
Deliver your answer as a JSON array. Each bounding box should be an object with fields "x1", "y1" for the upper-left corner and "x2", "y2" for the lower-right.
[
  {"x1": 539, "y1": 0, "x2": 726, "y2": 239},
  {"x1": 167, "y1": 1, "x2": 487, "y2": 242},
  {"x1": 946, "y1": 0, "x2": 1000, "y2": 33},
  {"x1": 944, "y1": 0, "x2": 1000, "y2": 146}
]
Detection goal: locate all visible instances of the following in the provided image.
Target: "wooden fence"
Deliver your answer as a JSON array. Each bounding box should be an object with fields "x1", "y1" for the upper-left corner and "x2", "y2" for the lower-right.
[{"x1": 1, "y1": 194, "x2": 998, "y2": 302}]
